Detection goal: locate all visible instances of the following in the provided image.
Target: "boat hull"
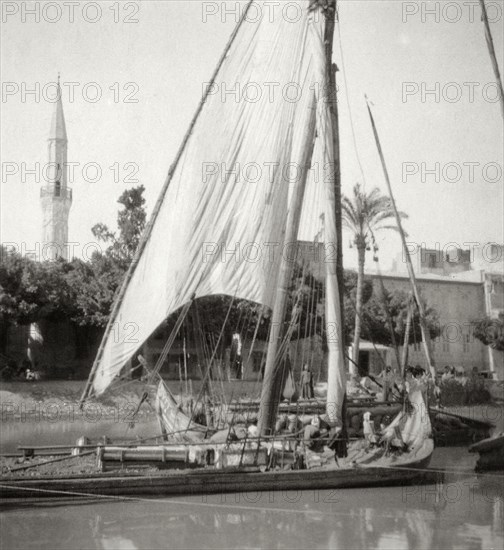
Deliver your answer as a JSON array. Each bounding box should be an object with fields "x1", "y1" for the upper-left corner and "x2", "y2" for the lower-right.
[
  {"x1": 469, "y1": 434, "x2": 504, "y2": 471},
  {"x1": 0, "y1": 440, "x2": 434, "y2": 500}
]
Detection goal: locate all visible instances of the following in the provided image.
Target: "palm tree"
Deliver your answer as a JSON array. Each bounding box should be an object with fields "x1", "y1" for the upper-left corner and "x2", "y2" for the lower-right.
[{"x1": 342, "y1": 183, "x2": 408, "y2": 379}]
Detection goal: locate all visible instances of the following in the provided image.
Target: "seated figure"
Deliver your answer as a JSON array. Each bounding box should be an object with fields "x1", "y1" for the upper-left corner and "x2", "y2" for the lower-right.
[{"x1": 303, "y1": 417, "x2": 323, "y2": 451}]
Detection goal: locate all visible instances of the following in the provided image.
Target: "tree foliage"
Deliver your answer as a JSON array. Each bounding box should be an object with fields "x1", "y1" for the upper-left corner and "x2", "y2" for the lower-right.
[
  {"x1": 472, "y1": 313, "x2": 504, "y2": 351},
  {"x1": 0, "y1": 186, "x2": 148, "y2": 345},
  {"x1": 0, "y1": 248, "x2": 74, "y2": 326},
  {"x1": 68, "y1": 185, "x2": 148, "y2": 327},
  {"x1": 342, "y1": 183, "x2": 408, "y2": 374},
  {"x1": 65, "y1": 255, "x2": 125, "y2": 327},
  {"x1": 342, "y1": 184, "x2": 407, "y2": 248},
  {"x1": 357, "y1": 287, "x2": 440, "y2": 347},
  {"x1": 92, "y1": 185, "x2": 146, "y2": 267}
]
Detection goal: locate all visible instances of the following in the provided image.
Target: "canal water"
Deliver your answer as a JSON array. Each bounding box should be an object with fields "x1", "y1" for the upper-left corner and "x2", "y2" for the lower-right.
[
  {"x1": 1, "y1": 383, "x2": 503, "y2": 549},
  {"x1": 1, "y1": 448, "x2": 503, "y2": 549}
]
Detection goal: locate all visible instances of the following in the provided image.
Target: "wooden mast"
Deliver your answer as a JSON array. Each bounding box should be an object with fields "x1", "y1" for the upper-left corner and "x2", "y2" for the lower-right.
[
  {"x1": 401, "y1": 296, "x2": 413, "y2": 377},
  {"x1": 479, "y1": 0, "x2": 504, "y2": 119},
  {"x1": 366, "y1": 100, "x2": 437, "y2": 382},
  {"x1": 323, "y1": 0, "x2": 348, "y2": 433},
  {"x1": 324, "y1": 0, "x2": 345, "y2": 342},
  {"x1": 257, "y1": 94, "x2": 318, "y2": 436}
]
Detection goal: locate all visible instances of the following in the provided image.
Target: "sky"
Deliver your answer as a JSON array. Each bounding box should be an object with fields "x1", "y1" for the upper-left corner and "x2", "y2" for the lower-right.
[{"x1": 1, "y1": 0, "x2": 503, "y2": 271}]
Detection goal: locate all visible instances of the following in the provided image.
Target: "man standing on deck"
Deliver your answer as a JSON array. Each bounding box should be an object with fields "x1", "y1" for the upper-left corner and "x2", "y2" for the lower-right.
[
  {"x1": 301, "y1": 364, "x2": 314, "y2": 399},
  {"x1": 379, "y1": 366, "x2": 394, "y2": 401}
]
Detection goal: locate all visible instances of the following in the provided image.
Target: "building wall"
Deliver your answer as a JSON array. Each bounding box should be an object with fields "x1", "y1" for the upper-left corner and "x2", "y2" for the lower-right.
[{"x1": 369, "y1": 274, "x2": 492, "y2": 375}]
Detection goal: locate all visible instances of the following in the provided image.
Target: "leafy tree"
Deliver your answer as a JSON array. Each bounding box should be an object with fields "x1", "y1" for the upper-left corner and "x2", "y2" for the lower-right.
[
  {"x1": 472, "y1": 313, "x2": 504, "y2": 351},
  {"x1": 0, "y1": 248, "x2": 75, "y2": 354},
  {"x1": 65, "y1": 186, "x2": 148, "y2": 330},
  {"x1": 65, "y1": 255, "x2": 125, "y2": 327},
  {"x1": 342, "y1": 184, "x2": 407, "y2": 378},
  {"x1": 92, "y1": 185, "x2": 146, "y2": 266},
  {"x1": 359, "y1": 287, "x2": 440, "y2": 348}
]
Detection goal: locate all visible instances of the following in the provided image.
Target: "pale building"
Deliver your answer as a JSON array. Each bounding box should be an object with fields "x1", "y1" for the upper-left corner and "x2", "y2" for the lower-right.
[
  {"x1": 368, "y1": 271, "x2": 503, "y2": 380},
  {"x1": 40, "y1": 75, "x2": 72, "y2": 261}
]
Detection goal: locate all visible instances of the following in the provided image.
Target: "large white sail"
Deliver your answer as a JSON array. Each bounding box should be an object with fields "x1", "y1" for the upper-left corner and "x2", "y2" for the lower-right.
[{"x1": 89, "y1": 1, "x2": 337, "y2": 396}]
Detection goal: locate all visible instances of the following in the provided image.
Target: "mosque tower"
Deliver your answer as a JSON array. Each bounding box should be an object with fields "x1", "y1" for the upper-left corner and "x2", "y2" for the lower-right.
[{"x1": 40, "y1": 74, "x2": 72, "y2": 260}]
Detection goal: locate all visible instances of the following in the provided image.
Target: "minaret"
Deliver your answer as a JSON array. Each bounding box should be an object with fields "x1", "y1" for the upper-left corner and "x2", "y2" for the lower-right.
[{"x1": 40, "y1": 74, "x2": 72, "y2": 261}]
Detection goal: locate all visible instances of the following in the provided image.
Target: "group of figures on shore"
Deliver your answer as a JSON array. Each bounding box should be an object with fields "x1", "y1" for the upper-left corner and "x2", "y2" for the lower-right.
[{"x1": 354, "y1": 364, "x2": 491, "y2": 406}]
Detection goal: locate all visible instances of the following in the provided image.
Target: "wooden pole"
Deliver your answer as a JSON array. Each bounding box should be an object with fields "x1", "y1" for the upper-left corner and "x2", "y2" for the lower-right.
[
  {"x1": 376, "y1": 267, "x2": 402, "y2": 373},
  {"x1": 257, "y1": 94, "x2": 318, "y2": 436},
  {"x1": 324, "y1": 0, "x2": 345, "y2": 358},
  {"x1": 401, "y1": 296, "x2": 413, "y2": 377},
  {"x1": 366, "y1": 100, "x2": 437, "y2": 382},
  {"x1": 323, "y1": 2, "x2": 349, "y2": 452},
  {"x1": 183, "y1": 336, "x2": 188, "y2": 395},
  {"x1": 479, "y1": 0, "x2": 504, "y2": 119},
  {"x1": 79, "y1": 1, "x2": 255, "y2": 405}
]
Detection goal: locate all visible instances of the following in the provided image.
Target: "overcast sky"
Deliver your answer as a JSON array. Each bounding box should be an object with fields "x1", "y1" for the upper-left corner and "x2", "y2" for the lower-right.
[{"x1": 1, "y1": 0, "x2": 503, "y2": 270}]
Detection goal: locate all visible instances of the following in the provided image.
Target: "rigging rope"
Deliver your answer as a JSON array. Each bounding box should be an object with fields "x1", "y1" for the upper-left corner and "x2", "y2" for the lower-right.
[{"x1": 335, "y1": 14, "x2": 368, "y2": 190}]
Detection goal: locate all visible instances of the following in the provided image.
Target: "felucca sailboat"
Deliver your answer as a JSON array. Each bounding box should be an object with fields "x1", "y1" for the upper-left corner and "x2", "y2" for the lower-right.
[{"x1": 2, "y1": 0, "x2": 435, "y2": 499}]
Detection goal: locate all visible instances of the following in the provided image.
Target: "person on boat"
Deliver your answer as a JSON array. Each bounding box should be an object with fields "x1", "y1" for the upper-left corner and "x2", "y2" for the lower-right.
[
  {"x1": 441, "y1": 365, "x2": 453, "y2": 382},
  {"x1": 300, "y1": 364, "x2": 314, "y2": 399},
  {"x1": 359, "y1": 375, "x2": 375, "y2": 394},
  {"x1": 381, "y1": 423, "x2": 407, "y2": 454},
  {"x1": 246, "y1": 423, "x2": 259, "y2": 447},
  {"x1": 303, "y1": 416, "x2": 323, "y2": 451},
  {"x1": 378, "y1": 366, "x2": 394, "y2": 401},
  {"x1": 455, "y1": 367, "x2": 468, "y2": 387},
  {"x1": 363, "y1": 412, "x2": 378, "y2": 449},
  {"x1": 287, "y1": 413, "x2": 303, "y2": 434},
  {"x1": 275, "y1": 414, "x2": 289, "y2": 434}
]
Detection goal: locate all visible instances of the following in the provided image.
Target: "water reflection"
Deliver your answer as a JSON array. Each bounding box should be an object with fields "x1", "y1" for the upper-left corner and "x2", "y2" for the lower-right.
[{"x1": 1, "y1": 467, "x2": 502, "y2": 550}]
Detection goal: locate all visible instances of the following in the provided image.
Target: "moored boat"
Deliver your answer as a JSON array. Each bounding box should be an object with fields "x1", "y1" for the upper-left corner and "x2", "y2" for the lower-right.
[
  {"x1": 469, "y1": 433, "x2": 504, "y2": 471},
  {"x1": 2, "y1": 0, "x2": 438, "y2": 499},
  {"x1": 0, "y1": 438, "x2": 434, "y2": 500}
]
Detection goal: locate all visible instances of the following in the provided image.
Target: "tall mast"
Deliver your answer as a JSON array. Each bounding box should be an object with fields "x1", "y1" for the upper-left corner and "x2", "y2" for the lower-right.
[
  {"x1": 479, "y1": 0, "x2": 504, "y2": 119},
  {"x1": 366, "y1": 100, "x2": 437, "y2": 382},
  {"x1": 257, "y1": 94, "x2": 318, "y2": 436},
  {"x1": 324, "y1": 0, "x2": 345, "y2": 353},
  {"x1": 323, "y1": 0, "x2": 347, "y2": 426}
]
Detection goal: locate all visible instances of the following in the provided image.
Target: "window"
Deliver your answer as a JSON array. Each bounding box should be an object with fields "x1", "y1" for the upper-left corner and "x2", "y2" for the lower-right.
[
  {"x1": 55, "y1": 181, "x2": 61, "y2": 197},
  {"x1": 442, "y1": 341, "x2": 450, "y2": 353}
]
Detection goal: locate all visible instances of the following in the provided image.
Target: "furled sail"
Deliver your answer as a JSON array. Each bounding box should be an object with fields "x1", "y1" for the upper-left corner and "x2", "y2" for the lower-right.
[
  {"x1": 155, "y1": 380, "x2": 206, "y2": 442},
  {"x1": 87, "y1": 1, "x2": 338, "y2": 397},
  {"x1": 301, "y1": 16, "x2": 346, "y2": 423}
]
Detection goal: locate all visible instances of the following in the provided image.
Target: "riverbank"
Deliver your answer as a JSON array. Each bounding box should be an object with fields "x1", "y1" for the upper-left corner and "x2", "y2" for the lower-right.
[
  {"x1": 2, "y1": 380, "x2": 502, "y2": 421},
  {"x1": 0, "y1": 379, "x2": 264, "y2": 421}
]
